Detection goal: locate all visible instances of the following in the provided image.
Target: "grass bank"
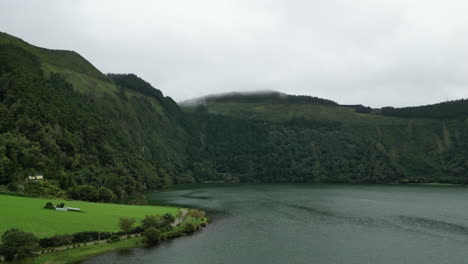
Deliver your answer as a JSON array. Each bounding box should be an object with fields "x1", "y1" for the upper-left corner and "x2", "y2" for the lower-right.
[
  {"x1": 1, "y1": 194, "x2": 208, "y2": 264},
  {"x1": 0, "y1": 194, "x2": 179, "y2": 238},
  {"x1": 11, "y1": 214, "x2": 208, "y2": 264},
  {"x1": 12, "y1": 237, "x2": 142, "y2": 264}
]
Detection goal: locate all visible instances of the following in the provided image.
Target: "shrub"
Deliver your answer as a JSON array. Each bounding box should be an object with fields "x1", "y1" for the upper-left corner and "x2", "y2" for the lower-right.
[
  {"x1": 0, "y1": 228, "x2": 39, "y2": 261},
  {"x1": 118, "y1": 217, "x2": 136, "y2": 234},
  {"x1": 184, "y1": 223, "x2": 196, "y2": 233},
  {"x1": 67, "y1": 185, "x2": 99, "y2": 202},
  {"x1": 44, "y1": 202, "x2": 54, "y2": 209},
  {"x1": 107, "y1": 235, "x2": 120, "y2": 243},
  {"x1": 6, "y1": 182, "x2": 19, "y2": 192},
  {"x1": 71, "y1": 231, "x2": 111, "y2": 243},
  {"x1": 162, "y1": 213, "x2": 175, "y2": 224},
  {"x1": 143, "y1": 227, "x2": 160, "y2": 246},
  {"x1": 127, "y1": 194, "x2": 148, "y2": 205},
  {"x1": 98, "y1": 187, "x2": 116, "y2": 202},
  {"x1": 141, "y1": 215, "x2": 168, "y2": 229},
  {"x1": 39, "y1": 234, "x2": 73, "y2": 248},
  {"x1": 24, "y1": 181, "x2": 65, "y2": 198}
]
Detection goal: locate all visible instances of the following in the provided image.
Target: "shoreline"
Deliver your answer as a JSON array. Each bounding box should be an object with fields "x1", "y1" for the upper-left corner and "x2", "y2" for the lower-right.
[
  {"x1": 14, "y1": 229, "x2": 206, "y2": 264},
  {"x1": 0, "y1": 193, "x2": 209, "y2": 264}
]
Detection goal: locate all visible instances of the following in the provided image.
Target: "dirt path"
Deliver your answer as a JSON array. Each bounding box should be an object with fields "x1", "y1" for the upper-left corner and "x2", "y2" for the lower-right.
[{"x1": 171, "y1": 209, "x2": 189, "y2": 227}]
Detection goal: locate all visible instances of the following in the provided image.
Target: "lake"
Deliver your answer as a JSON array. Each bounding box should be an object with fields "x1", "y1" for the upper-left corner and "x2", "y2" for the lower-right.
[{"x1": 81, "y1": 184, "x2": 468, "y2": 264}]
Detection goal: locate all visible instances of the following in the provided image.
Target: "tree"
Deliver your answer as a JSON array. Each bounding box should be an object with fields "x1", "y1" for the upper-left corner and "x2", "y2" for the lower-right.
[
  {"x1": 141, "y1": 215, "x2": 166, "y2": 230},
  {"x1": 162, "y1": 213, "x2": 175, "y2": 225},
  {"x1": 98, "y1": 187, "x2": 116, "y2": 202},
  {"x1": 67, "y1": 185, "x2": 99, "y2": 202},
  {"x1": 0, "y1": 228, "x2": 39, "y2": 261},
  {"x1": 118, "y1": 217, "x2": 136, "y2": 235},
  {"x1": 143, "y1": 227, "x2": 160, "y2": 246}
]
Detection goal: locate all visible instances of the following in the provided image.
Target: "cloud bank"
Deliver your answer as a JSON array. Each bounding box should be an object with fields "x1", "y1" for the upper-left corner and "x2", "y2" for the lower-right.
[{"x1": 1, "y1": 0, "x2": 467, "y2": 107}]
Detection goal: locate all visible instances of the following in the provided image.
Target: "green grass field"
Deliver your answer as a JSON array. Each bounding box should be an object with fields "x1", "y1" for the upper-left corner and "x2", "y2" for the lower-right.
[{"x1": 0, "y1": 195, "x2": 180, "y2": 238}]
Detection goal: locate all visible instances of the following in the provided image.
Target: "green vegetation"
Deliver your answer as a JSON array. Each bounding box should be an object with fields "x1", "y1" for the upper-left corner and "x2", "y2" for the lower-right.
[
  {"x1": 0, "y1": 31, "x2": 468, "y2": 197},
  {"x1": 118, "y1": 217, "x2": 136, "y2": 235},
  {"x1": 0, "y1": 194, "x2": 179, "y2": 238},
  {"x1": 0, "y1": 32, "x2": 193, "y2": 200},
  {"x1": 185, "y1": 94, "x2": 468, "y2": 184},
  {"x1": 381, "y1": 98, "x2": 468, "y2": 119},
  {"x1": 0, "y1": 228, "x2": 39, "y2": 261},
  {"x1": 143, "y1": 227, "x2": 161, "y2": 246},
  {"x1": 12, "y1": 236, "x2": 141, "y2": 264},
  {"x1": 1, "y1": 200, "x2": 208, "y2": 264}
]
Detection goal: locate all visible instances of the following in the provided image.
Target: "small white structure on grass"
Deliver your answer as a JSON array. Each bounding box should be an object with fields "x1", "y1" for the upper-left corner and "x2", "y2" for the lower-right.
[{"x1": 55, "y1": 207, "x2": 81, "y2": 212}]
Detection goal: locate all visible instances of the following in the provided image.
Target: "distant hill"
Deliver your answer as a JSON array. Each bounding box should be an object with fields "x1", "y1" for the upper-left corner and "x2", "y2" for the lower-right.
[
  {"x1": 182, "y1": 90, "x2": 468, "y2": 184},
  {"x1": 0, "y1": 32, "x2": 467, "y2": 200},
  {"x1": 181, "y1": 91, "x2": 338, "y2": 106},
  {"x1": 381, "y1": 99, "x2": 468, "y2": 119}
]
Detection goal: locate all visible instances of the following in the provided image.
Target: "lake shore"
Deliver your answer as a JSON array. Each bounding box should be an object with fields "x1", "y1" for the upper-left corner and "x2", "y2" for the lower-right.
[
  {"x1": 13, "y1": 220, "x2": 207, "y2": 264},
  {"x1": 0, "y1": 194, "x2": 208, "y2": 264}
]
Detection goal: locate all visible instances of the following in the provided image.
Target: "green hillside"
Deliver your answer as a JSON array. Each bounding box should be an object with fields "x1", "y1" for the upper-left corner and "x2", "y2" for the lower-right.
[
  {"x1": 0, "y1": 32, "x2": 194, "y2": 199},
  {"x1": 184, "y1": 93, "x2": 468, "y2": 184},
  {"x1": 0, "y1": 32, "x2": 467, "y2": 197}
]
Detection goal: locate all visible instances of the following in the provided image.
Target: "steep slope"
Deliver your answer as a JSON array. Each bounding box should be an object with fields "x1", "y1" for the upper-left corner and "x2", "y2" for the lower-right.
[
  {"x1": 0, "y1": 33, "x2": 193, "y2": 198},
  {"x1": 184, "y1": 93, "x2": 468, "y2": 184},
  {"x1": 1, "y1": 32, "x2": 467, "y2": 196}
]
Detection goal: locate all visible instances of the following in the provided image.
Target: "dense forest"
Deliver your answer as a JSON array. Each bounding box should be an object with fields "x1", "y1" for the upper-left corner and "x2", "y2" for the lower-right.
[
  {"x1": 185, "y1": 100, "x2": 468, "y2": 184},
  {"x1": 0, "y1": 32, "x2": 467, "y2": 200},
  {"x1": 381, "y1": 99, "x2": 468, "y2": 119},
  {"x1": 0, "y1": 33, "x2": 195, "y2": 200}
]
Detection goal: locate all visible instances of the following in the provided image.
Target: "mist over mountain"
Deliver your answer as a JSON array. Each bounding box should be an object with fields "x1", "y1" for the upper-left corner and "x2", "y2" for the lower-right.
[{"x1": 1, "y1": 33, "x2": 467, "y2": 199}]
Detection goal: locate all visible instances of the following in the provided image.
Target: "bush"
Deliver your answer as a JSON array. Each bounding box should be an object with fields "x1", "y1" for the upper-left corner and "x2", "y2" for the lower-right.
[
  {"x1": 44, "y1": 202, "x2": 54, "y2": 209},
  {"x1": 98, "y1": 187, "x2": 116, "y2": 202},
  {"x1": 143, "y1": 227, "x2": 160, "y2": 246},
  {"x1": 71, "y1": 231, "x2": 111, "y2": 243},
  {"x1": 127, "y1": 194, "x2": 148, "y2": 205},
  {"x1": 107, "y1": 235, "x2": 120, "y2": 243},
  {"x1": 24, "y1": 181, "x2": 65, "y2": 198},
  {"x1": 67, "y1": 185, "x2": 99, "y2": 202},
  {"x1": 0, "y1": 228, "x2": 39, "y2": 261},
  {"x1": 6, "y1": 182, "x2": 19, "y2": 192},
  {"x1": 39, "y1": 234, "x2": 73, "y2": 248},
  {"x1": 162, "y1": 213, "x2": 175, "y2": 224},
  {"x1": 118, "y1": 217, "x2": 136, "y2": 234},
  {"x1": 131, "y1": 226, "x2": 144, "y2": 234},
  {"x1": 141, "y1": 215, "x2": 169, "y2": 230},
  {"x1": 184, "y1": 223, "x2": 196, "y2": 233}
]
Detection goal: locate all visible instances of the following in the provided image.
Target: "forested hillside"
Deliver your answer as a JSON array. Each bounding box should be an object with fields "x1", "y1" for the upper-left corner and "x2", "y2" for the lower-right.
[
  {"x1": 0, "y1": 32, "x2": 467, "y2": 200},
  {"x1": 0, "y1": 33, "x2": 194, "y2": 199},
  {"x1": 381, "y1": 99, "x2": 468, "y2": 119},
  {"x1": 184, "y1": 94, "x2": 468, "y2": 184}
]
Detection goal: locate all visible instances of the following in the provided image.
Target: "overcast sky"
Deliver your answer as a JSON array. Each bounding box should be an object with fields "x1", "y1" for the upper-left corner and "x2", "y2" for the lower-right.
[{"x1": 1, "y1": 0, "x2": 467, "y2": 107}]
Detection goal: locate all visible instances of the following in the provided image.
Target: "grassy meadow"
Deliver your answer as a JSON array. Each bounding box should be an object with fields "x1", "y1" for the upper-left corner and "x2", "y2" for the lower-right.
[{"x1": 0, "y1": 194, "x2": 180, "y2": 238}]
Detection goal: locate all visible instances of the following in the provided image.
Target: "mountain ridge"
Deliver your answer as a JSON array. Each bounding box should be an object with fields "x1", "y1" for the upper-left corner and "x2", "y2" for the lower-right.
[{"x1": 0, "y1": 32, "x2": 467, "y2": 200}]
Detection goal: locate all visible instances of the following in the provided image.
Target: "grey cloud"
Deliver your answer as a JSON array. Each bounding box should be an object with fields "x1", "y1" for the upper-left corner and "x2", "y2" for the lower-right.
[{"x1": 1, "y1": 0, "x2": 467, "y2": 107}]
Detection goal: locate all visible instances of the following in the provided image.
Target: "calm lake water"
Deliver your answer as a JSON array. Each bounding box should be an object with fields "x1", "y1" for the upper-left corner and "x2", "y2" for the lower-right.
[{"x1": 82, "y1": 184, "x2": 468, "y2": 264}]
